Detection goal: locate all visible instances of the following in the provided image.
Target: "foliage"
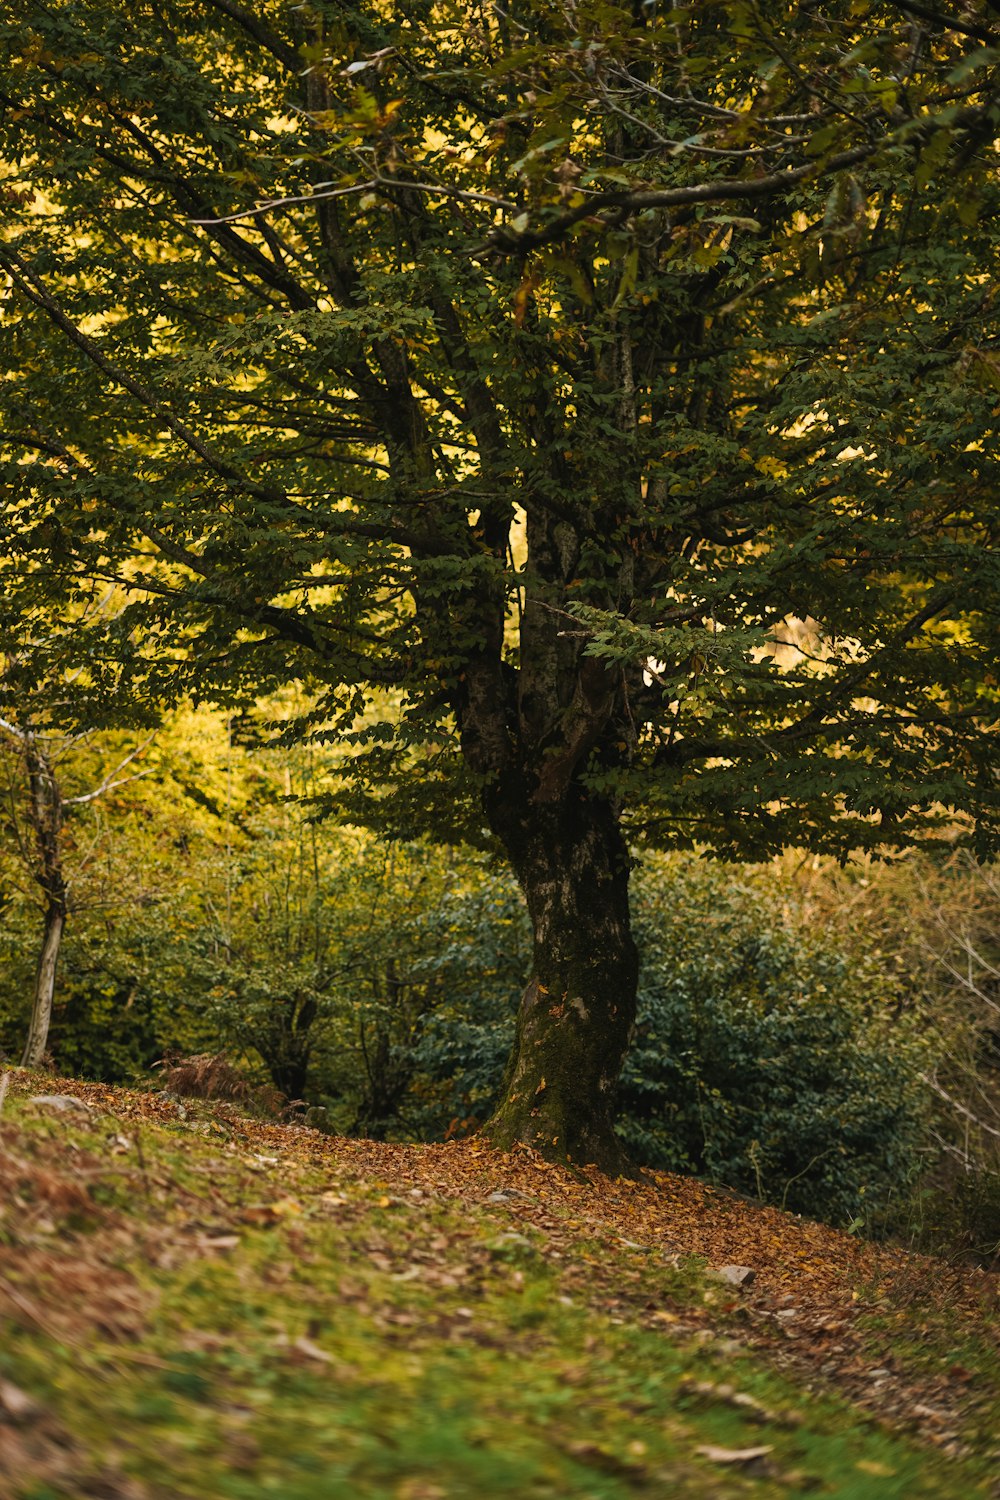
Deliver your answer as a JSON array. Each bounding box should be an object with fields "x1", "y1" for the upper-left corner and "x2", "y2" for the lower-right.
[
  {"x1": 620, "y1": 861, "x2": 928, "y2": 1224},
  {"x1": 795, "y1": 851, "x2": 1000, "y2": 1259},
  {"x1": 1, "y1": 0, "x2": 999, "y2": 854},
  {"x1": 0, "y1": 723, "x2": 182, "y2": 1073},
  {"x1": 0, "y1": 708, "x2": 527, "y2": 1128},
  {"x1": 401, "y1": 874, "x2": 531, "y2": 1134}
]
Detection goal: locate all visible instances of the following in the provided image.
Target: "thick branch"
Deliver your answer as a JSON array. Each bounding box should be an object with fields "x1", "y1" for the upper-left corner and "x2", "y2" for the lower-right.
[
  {"x1": 890, "y1": 0, "x2": 999, "y2": 44},
  {"x1": 200, "y1": 0, "x2": 302, "y2": 72}
]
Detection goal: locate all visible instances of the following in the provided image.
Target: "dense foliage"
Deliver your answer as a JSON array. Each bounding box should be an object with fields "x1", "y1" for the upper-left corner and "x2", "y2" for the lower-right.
[
  {"x1": 3, "y1": 0, "x2": 999, "y2": 1164},
  {"x1": 2, "y1": 0, "x2": 999, "y2": 850},
  {"x1": 620, "y1": 864, "x2": 926, "y2": 1223},
  {"x1": 0, "y1": 727, "x2": 929, "y2": 1226}
]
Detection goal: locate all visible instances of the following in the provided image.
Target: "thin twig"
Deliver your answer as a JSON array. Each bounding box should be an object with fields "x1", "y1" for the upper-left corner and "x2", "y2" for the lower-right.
[{"x1": 190, "y1": 175, "x2": 518, "y2": 227}]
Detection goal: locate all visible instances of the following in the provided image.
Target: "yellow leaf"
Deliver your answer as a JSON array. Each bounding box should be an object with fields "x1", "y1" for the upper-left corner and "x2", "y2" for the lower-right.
[{"x1": 270, "y1": 1197, "x2": 303, "y2": 1218}]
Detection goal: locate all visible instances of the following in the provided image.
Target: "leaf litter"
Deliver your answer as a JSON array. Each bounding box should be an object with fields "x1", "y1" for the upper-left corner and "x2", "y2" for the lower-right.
[{"x1": 1, "y1": 1069, "x2": 998, "y2": 1498}]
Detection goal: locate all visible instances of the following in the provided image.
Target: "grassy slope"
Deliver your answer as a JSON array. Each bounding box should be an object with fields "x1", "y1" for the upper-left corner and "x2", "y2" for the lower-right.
[{"x1": 1, "y1": 1072, "x2": 998, "y2": 1500}]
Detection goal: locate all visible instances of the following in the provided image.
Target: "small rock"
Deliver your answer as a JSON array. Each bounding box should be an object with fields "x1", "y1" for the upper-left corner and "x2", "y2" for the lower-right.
[
  {"x1": 487, "y1": 1231, "x2": 535, "y2": 1254},
  {"x1": 712, "y1": 1264, "x2": 756, "y2": 1288},
  {"x1": 487, "y1": 1190, "x2": 516, "y2": 1202},
  {"x1": 29, "y1": 1093, "x2": 93, "y2": 1114}
]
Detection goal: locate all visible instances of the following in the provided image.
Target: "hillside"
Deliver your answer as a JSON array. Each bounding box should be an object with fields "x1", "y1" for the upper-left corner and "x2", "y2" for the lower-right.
[{"x1": 1, "y1": 1070, "x2": 998, "y2": 1499}]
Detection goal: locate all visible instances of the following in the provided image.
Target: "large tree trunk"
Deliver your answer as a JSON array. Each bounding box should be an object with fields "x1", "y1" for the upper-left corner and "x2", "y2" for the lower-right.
[{"x1": 482, "y1": 792, "x2": 638, "y2": 1174}]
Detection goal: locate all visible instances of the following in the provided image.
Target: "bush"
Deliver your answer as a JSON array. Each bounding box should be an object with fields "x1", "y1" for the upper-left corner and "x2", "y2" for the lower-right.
[
  {"x1": 792, "y1": 851, "x2": 1000, "y2": 1260},
  {"x1": 404, "y1": 873, "x2": 528, "y2": 1135},
  {"x1": 617, "y1": 858, "x2": 928, "y2": 1224}
]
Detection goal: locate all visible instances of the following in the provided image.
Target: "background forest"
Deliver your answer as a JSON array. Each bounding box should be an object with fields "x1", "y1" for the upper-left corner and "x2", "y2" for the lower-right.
[
  {"x1": 3, "y1": 0, "x2": 1000, "y2": 1260},
  {"x1": 2, "y1": 706, "x2": 998, "y2": 1256}
]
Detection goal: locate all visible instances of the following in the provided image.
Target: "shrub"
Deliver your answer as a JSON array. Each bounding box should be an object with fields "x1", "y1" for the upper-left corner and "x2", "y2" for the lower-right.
[
  {"x1": 794, "y1": 851, "x2": 1000, "y2": 1259},
  {"x1": 404, "y1": 873, "x2": 528, "y2": 1135},
  {"x1": 617, "y1": 858, "x2": 929, "y2": 1224}
]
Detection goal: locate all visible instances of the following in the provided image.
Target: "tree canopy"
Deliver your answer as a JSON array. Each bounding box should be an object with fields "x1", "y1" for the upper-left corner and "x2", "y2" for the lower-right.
[{"x1": 2, "y1": 0, "x2": 999, "y2": 1165}]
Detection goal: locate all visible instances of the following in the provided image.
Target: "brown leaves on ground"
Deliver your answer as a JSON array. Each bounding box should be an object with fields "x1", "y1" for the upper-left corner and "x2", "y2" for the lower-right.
[{"x1": 2, "y1": 1068, "x2": 998, "y2": 1465}]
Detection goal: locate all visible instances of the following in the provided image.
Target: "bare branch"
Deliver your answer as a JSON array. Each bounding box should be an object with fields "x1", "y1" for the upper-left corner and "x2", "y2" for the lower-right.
[
  {"x1": 480, "y1": 143, "x2": 879, "y2": 255},
  {"x1": 924, "y1": 1075, "x2": 1000, "y2": 1140},
  {"x1": 189, "y1": 175, "x2": 519, "y2": 227},
  {"x1": 64, "y1": 735, "x2": 158, "y2": 806}
]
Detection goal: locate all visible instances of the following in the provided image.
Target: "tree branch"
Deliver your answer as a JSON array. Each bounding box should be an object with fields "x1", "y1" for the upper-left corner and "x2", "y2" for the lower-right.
[
  {"x1": 199, "y1": 0, "x2": 302, "y2": 72},
  {"x1": 889, "y1": 0, "x2": 999, "y2": 44},
  {"x1": 0, "y1": 243, "x2": 286, "y2": 509},
  {"x1": 63, "y1": 735, "x2": 157, "y2": 805}
]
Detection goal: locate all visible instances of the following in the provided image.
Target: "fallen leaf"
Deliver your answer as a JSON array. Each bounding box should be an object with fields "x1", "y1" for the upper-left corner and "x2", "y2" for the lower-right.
[
  {"x1": 562, "y1": 1440, "x2": 648, "y2": 1479},
  {"x1": 290, "y1": 1335, "x2": 335, "y2": 1364},
  {"x1": 695, "y1": 1445, "x2": 774, "y2": 1466},
  {"x1": 242, "y1": 1199, "x2": 302, "y2": 1225},
  {"x1": 0, "y1": 1379, "x2": 42, "y2": 1424},
  {"x1": 270, "y1": 1197, "x2": 302, "y2": 1218},
  {"x1": 201, "y1": 1234, "x2": 241, "y2": 1252}
]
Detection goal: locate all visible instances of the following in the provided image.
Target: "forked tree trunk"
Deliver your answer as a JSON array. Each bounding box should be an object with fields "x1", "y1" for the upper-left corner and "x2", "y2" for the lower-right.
[{"x1": 482, "y1": 793, "x2": 638, "y2": 1174}]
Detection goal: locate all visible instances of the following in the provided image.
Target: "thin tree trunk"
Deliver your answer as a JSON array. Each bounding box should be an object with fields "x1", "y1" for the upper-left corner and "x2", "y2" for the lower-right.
[
  {"x1": 482, "y1": 793, "x2": 638, "y2": 1174},
  {"x1": 21, "y1": 902, "x2": 65, "y2": 1068},
  {"x1": 19, "y1": 737, "x2": 67, "y2": 1070}
]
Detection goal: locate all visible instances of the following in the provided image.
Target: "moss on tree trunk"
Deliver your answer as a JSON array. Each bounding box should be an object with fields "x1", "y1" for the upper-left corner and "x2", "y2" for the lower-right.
[{"x1": 482, "y1": 793, "x2": 637, "y2": 1174}]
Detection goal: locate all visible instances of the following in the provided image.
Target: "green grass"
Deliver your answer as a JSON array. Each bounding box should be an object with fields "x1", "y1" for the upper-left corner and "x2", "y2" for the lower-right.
[{"x1": 0, "y1": 1091, "x2": 996, "y2": 1498}]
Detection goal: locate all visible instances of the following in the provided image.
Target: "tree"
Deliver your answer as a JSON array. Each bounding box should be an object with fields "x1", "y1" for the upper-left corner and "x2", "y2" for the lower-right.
[
  {"x1": 1, "y1": 0, "x2": 999, "y2": 1167},
  {"x1": 0, "y1": 717, "x2": 151, "y2": 1065}
]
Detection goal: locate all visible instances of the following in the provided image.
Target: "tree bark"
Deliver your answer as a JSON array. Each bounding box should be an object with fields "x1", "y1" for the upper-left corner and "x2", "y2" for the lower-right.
[
  {"x1": 482, "y1": 792, "x2": 638, "y2": 1174},
  {"x1": 21, "y1": 902, "x2": 65, "y2": 1068},
  {"x1": 259, "y1": 992, "x2": 317, "y2": 1101},
  {"x1": 20, "y1": 739, "x2": 67, "y2": 1069}
]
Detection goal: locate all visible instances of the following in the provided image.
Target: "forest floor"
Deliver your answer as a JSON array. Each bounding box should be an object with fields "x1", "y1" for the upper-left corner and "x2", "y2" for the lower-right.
[{"x1": 0, "y1": 1071, "x2": 998, "y2": 1499}]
